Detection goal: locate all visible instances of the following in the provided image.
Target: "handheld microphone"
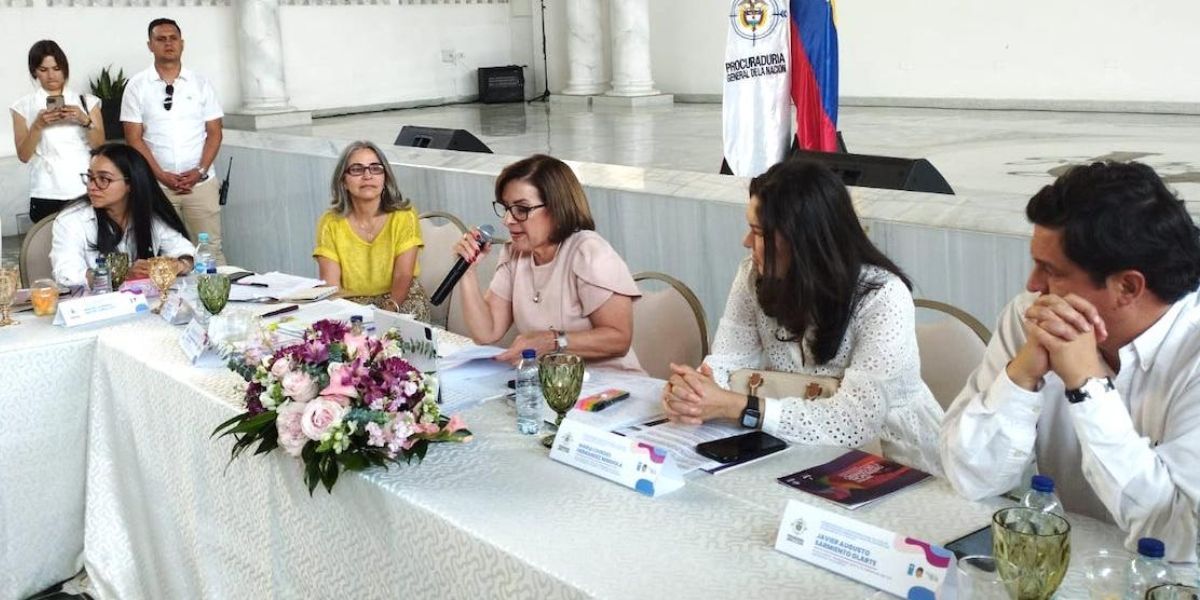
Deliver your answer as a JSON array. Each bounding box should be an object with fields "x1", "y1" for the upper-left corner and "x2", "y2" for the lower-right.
[{"x1": 430, "y1": 224, "x2": 494, "y2": 306}]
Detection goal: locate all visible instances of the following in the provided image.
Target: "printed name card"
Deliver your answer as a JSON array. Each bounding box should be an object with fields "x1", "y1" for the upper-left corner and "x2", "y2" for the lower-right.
[
  {"x1": 549, "y1": 418, "x2": 684, "y2": 497},
  {"x1": 159, "y1": 294, "x2": 194, "y2": 325},
  {"x1": 53, "y1": 292, "x2": 149, "y2": 327},
  {"x1": 178, "y1": 319, "x2": 225, "y2": 368},
  {"x1": 774, "y1": 500, "x2": 952, "y2": 599}
]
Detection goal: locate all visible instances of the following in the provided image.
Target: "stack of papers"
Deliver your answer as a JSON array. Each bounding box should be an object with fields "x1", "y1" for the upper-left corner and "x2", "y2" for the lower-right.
[
  {"x1": 272, "y1": 299, "x2": 373, "y2": 339},
  {"x1": 228, "y1": 272, "x2": 329, "y2": 302}
]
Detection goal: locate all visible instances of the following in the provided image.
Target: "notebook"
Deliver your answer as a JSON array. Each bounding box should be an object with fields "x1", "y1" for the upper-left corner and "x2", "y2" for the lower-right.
[{"x1": 777, "y1": 450, "x2": 931, "y2": 510}]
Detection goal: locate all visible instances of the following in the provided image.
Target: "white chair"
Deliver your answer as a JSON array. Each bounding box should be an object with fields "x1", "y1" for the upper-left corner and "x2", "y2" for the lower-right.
[
  {"x1": 631, "y1": 272, "x2": 709, "y2": 380},
  {"x1": 914, "y1": 299, "x2": 991, "y2": 410},
  {"x1": 417, "y1": 211, "x2": 467, "y2": 328},
  {"x1": 19, "y1": 215, "x2": 55, "y2": 287}
]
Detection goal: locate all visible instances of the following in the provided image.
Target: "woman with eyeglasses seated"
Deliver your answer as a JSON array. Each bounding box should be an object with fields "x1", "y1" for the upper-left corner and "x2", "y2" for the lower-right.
[
  {"x1": 51, "y1": 143, "x2": 194, "y2": 288},
  {"x1": 661, "y1": 159, "x2": 944, "y2": 473},
  {"x1": 453, "y1": 154, "x2": 644, "y2": 372},
  {"x1": 313, "y1": 141, "x2": 431, "y2": 322}
]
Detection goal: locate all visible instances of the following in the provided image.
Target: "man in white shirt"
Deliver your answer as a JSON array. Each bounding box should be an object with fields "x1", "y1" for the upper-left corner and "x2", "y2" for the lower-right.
[
  {"x1": 941, "y1": 161, "x2": 1200, "y2": 561},
  {"x1": 121, "y1": 17, "x2": 225, "y2": 264}
]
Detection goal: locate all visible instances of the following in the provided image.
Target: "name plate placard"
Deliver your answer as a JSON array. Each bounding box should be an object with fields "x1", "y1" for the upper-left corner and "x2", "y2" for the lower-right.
[
  {"x1": 178, "y1": 319, "x2": 225, "y2": 367},
  {"x1": 549, "y1": 418, "x2": 684, "y2": 497},
  {"x1": 774, "y1": 500, "x2": 952, "y2": 598},
  {"x1": 53, "y1": 292, "x2": 149, "y2": 327}
]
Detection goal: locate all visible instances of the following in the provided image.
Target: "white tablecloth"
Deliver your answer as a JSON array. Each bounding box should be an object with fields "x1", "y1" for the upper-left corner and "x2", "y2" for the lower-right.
[{"x1": 72, "y1": 318, "x2": 1151, "y2": 599}]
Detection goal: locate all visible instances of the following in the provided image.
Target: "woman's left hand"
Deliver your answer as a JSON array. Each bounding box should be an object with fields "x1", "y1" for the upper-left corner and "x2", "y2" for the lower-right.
[
  {"x1": 495, "y1": 330, "x2": 557, "y2": 364},
  {"x1": 129, "y1": 259, "x2": 152, "y2": 280},
  {"x1": 61, "y1": 105, "x2": 90, "y2": 126},
  {"x1": 662, "y1": 363, "x2": 745, "y2": 425}
]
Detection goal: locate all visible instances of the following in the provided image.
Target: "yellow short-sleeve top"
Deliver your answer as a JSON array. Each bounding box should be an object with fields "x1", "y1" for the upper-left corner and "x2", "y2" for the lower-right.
[{"x1": 312, "y1": 209, "x2": 423, "y2": 297}]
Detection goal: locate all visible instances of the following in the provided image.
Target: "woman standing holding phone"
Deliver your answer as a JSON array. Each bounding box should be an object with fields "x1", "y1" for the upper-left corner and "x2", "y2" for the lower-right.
[{"x1": 10, "y1": 40, "x2": 105, "y2": 224}]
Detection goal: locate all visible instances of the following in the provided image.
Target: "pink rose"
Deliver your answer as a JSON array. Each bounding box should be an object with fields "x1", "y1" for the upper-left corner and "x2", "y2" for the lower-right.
[
  {"x1": 301, "y1": 398, "x2": 346, "y2": 441},
  {"x1": 275, "y1": 402, "x2": 309, "y2": 457},
  {"x1": 282, "y1": 370, "x2": 319, "y2": 402},
  {"x1": 270, "y1": 356, "x2": 292, "y2": 379}
]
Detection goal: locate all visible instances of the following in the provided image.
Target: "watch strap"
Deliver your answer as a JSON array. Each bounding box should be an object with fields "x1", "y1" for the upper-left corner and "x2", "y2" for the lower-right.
[
  {"x1": 740, "y1": 394, "x2": 761, "y2": 428},
  {"x1": 1066, "y1": 376, "x2": 1115, "y2": 404}
]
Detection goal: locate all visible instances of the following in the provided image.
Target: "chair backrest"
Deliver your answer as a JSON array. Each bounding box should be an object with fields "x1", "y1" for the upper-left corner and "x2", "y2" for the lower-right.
[
  {"x1": 631, "y1": 272, "x2": 709, "y2": 380},
  {"x1": 19, "y1": 215, "x2": 55, "y2": 287},
  {"x1": 417, "y1": 212, "x2": 468, "y2": 328},
  {"x1": 914, "y1": 299, "x2": 991, "y2": 410}
]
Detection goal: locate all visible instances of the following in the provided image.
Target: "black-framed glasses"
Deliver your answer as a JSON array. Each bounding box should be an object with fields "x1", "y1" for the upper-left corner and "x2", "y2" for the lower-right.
[
  {"x1": 163, "y1": 83, "x2": 174, "y2": 111},
  {"x1": 80, "y1": 172, "x2": 128, "y2": 190},
  {"x1": 344, "y1": 163, "x2": 386, "y2": 177},
  {"x1": 492, "y1": 201, "x2": 546, "y2": 222}
]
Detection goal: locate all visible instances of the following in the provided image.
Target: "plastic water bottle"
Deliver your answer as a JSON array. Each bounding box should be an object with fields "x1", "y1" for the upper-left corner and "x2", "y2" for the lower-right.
[
  {"x1": 194, "y1": 232, "x2": 216, "y2": 274},
  {"x1": 1020, "y1": 475, "x2": 1065, "y2": 516},
  {"x1": 349, "y1": 315, "x2": 365, "y2": 336},
  {"x1": 516, "y1": 349, "x2": 542, "y2": 435},
  {"x1": 1128, "y1": 538, "x2": 1175, "y2": 599},
  {"x1": 91, "y1": 256, "x2": 112, "y2": 295}
]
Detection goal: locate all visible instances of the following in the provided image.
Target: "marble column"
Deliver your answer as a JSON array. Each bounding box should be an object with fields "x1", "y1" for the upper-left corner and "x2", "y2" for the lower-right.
[
  {"x1": 606, "y1": 0, "x2": 658, "y2": 97},
  {"x1": 227, "y1": 0, "x2": 310, "y2": 130},
  {"x1": 560, "y1": 0, "x2": 607, "y2": 96}
]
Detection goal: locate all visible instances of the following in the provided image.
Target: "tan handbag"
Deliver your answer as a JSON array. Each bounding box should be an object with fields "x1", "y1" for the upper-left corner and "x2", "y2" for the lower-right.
[{"x1": 730, "y1": 368, "x2": 840, "y2": 400}]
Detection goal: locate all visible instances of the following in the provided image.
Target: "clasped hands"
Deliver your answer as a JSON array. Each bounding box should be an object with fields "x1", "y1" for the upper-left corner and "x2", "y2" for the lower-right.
[
  {"x1": 1009, "y1": 293, "x2": 1112, "y2": 391},
  {"x1": 661, "y1": 363, "x2": 745, "y2": 426},
  {"x1": 158, "y1": 168, "x2": 207, "y2": 194}
]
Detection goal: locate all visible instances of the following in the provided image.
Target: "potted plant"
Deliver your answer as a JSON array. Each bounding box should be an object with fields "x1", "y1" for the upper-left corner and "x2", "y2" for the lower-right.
[{"x1": 89, "y1": 66, "x2": 128, "y2": 141}]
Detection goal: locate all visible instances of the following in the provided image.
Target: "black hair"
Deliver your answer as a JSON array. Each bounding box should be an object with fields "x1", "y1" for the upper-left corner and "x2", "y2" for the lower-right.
[
  {"x1": 148, "y1": 18, "x2": 181, "y2": 39},
  {"x1": 27, "y1": 40, "x2": 69, "y2": 80},
  {"x1": 87, "y1": 143, "x2": 190, "y2": 259},
  {"x1": 1026, "y1": 161, "x2": 1200, "y2": 303},
  {"x1": 749, "y1": 159, "x2": 911, "y2": 365}
]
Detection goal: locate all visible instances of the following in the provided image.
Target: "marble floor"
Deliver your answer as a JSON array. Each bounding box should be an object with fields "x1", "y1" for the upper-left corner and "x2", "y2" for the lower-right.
[{"x1": 279, "y1": 102, "x2": 1200, "y2": 207}]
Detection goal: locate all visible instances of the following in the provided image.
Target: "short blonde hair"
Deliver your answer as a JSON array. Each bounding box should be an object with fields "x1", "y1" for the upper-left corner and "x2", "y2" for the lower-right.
[
  {"x1": 495, "y1": 154, "x2": 594, "y2": 244},
  {"x1": 329, "y1": 141, "x2": 409, "y2": 215}
]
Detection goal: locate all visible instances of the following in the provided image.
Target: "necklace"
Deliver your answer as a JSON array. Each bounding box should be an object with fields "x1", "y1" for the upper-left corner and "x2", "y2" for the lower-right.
[
  {"x1": 530, "y1": 259, "x2": 551, "y2": 304},
  {"x1": 349, "y1": 213, "x2": 383, "y2": 240}
]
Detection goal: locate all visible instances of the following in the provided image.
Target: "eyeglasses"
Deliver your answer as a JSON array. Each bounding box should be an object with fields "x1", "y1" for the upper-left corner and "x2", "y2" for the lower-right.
[
  {"x1": 80, "y1": 172, "x2": 128, "y2": 190},
  {"x1": 492, "y1": 201, "x2": 546, "y2": 222},
  {"x1": 344, "y1": 163, "x2": 386, "y2": 177},
  {"x1": 163, "y1": 83, "x2": 174, "y2": 111}
]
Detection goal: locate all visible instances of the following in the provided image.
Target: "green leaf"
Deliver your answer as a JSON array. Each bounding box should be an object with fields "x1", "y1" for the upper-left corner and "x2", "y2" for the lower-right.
[
  {"x1": 339, "y1": 452, "x2": 367, "y2": 471},
  {"x1": 320, "y1": 455, "x2": 339, "y2": 493},
  {"x1": 227, "y1": 411, "x2": 278, "y2": 434},
  {"x1": 212, "y1": 413, "x2": 248, "y2": 437}
]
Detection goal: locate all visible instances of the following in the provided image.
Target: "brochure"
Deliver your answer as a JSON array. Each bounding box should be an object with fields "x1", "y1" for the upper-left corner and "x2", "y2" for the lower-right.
[{"x1": 777, "y1": 449, "x2": 930, "y2": 509}]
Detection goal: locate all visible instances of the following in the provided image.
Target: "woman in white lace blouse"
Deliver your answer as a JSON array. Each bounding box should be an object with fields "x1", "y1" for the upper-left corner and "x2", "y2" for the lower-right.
[{"x1": 662, "y1": 159, "x2": 944, "y2": 473}]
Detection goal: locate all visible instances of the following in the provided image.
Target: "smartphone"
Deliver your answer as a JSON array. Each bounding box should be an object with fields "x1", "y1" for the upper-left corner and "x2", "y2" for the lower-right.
[
  {"x1": 944, "y1": 525, "x2": 993, "y2": 560},
  {"x1": 695, "y1": 431, "x2": 787, "y2": 464},
  {"x1": 226, "y1": 271, "x2": 255, "y2": 283},
  {"x1": 46, "y1": 95, "x2": 65, "y2": 111}
]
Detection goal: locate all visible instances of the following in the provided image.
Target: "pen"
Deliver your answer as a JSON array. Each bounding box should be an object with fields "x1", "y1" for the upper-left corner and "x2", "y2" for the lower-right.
[
  {"x1": 262, "y1": 305, "x2": 299, "y2": 318},
  {"x1": 234, "y1": 282, "x2": 269, "y2": 288}
]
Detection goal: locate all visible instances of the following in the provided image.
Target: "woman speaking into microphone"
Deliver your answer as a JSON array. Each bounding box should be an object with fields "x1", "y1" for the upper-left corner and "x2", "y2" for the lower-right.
[{"x1": 452, "y1": 154, "x2": 644, "y2": 373}]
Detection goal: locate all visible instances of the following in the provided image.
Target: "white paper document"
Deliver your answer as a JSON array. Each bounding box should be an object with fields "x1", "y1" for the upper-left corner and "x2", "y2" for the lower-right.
[
  {"x1": 614, "y1": 419, "x2": 744, "y2": 473},
  {"x1": 228, "y1": 272, "x2": 327, "y2": 302},
  {"x1": 273, "y1": 299, "x2": 373, "y2": 338}
]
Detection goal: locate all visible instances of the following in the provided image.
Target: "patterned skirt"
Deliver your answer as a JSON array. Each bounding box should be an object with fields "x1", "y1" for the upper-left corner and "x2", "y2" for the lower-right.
[{"x1": 344, "y1": 279, "x2": 432, "y2": 324}]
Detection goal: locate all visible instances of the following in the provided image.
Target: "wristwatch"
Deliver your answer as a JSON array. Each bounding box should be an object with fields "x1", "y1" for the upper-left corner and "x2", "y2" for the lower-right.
[
  {"x1": 740, "y1": 394, "x2": 762, "y2": 428},
  {"x1": 552, "y1": 328, "x2": 568, "y2": 352},
  {"x1": 1065, "y1": 376, "x2": 1115, "y2": 404}
]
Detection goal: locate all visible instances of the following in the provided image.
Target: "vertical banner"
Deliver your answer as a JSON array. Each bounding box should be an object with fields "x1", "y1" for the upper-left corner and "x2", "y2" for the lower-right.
[
  {"x1": 722, "y1": 0, "x2": 792, "y2": 177},
  {"x1": 790, "y1": 0, "x2": 839, "y2": 152}
]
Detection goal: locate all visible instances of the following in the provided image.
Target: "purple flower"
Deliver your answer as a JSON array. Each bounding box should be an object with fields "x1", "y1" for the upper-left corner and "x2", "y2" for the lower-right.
[
  {"x1": 245, "y1": 381, "x2": 266, "y2": 415},
  {"x1": 297, "y1": 339, "x2": 329, "y2": 364},
  {"x1": 308, "y1": 319, "x2": 350, "y2": 343}
]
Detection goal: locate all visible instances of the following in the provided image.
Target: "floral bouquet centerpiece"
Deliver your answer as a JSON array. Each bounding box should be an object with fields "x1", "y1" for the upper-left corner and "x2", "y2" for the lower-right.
[{"x1": 214, "y1": 319, "x2": 470, "y2": 494}]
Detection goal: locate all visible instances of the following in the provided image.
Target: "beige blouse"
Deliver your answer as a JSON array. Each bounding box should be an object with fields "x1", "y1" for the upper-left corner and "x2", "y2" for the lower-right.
[{"x1": 489, "y1": 230, "x2": 644, "y2": 374}]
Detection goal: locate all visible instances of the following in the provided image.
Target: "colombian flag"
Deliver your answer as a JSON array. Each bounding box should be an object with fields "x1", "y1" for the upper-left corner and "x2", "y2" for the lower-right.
[{"x1": 790, "y1": 0, "x2": 839, "y2": 152}]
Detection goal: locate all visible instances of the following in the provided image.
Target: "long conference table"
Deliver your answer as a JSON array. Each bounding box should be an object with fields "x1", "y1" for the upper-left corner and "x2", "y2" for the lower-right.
[{"x1": 0, "y1": 307, "x2": 1158, "y2": 600}]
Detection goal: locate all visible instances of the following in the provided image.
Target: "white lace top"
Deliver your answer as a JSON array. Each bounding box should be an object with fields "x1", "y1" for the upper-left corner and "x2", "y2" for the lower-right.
[{"x1": 706, "y1": 258, "x2": 945, "y2": 474}]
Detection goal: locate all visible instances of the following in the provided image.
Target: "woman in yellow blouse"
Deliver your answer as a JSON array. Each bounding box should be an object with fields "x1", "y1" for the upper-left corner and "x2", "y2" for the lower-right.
[{"x1": 313, "y1": 141, "x2": 431, "y2": 321}]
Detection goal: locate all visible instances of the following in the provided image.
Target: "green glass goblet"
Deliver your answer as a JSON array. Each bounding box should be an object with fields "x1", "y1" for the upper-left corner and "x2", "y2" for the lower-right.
[
  {"x1": 992, "y1": 507, "x2": 1071, "y2": 600},
  {"x1": 197, "y1": 272, "x2": 231, "y2": 317},
  {"x1": 105, "y1": 252, "x2": 131, "y2": 288},
  {"x1": 538, "y1": 352, "x2": 585, "y2": 448}
]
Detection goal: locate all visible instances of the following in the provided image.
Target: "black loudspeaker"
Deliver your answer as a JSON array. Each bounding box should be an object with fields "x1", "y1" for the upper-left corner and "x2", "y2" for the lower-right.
[
  {"x1": 790, "y1": 149, "x2": 954, "y2": 194},
  {"x1": 393, "y1": 126, "x2": 492, "y2": 154},
  {"x1": 478, "y1": 65, "x2": 525, "y2": 103}
]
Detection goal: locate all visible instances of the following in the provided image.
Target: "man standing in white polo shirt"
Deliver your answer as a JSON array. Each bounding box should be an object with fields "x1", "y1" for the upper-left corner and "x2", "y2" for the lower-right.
[{"x1": 122, "y1": 17, "x2": 225, "y2": 264}]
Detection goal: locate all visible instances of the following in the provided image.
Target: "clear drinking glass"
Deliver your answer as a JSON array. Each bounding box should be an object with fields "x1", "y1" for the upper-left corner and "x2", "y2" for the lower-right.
[
  {"x1": 538, "y1": 352, "x2": 585, "y2": 448},
  {"x1": 956, "y1": 555, "x2": 1019, "y2": 600},
  {"x1": 30, "y1": 278, "x2": 59, "y2": 317},
  {"x1": 1145, "y1": 584, "x2": 1200, "y2": 600},
  {"x1": 992, "y1": 507, "x2": 1071, "y2": 600},
  {"x1": 1083, "y1": 549, "x2": 1131, "y2": 600}
]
